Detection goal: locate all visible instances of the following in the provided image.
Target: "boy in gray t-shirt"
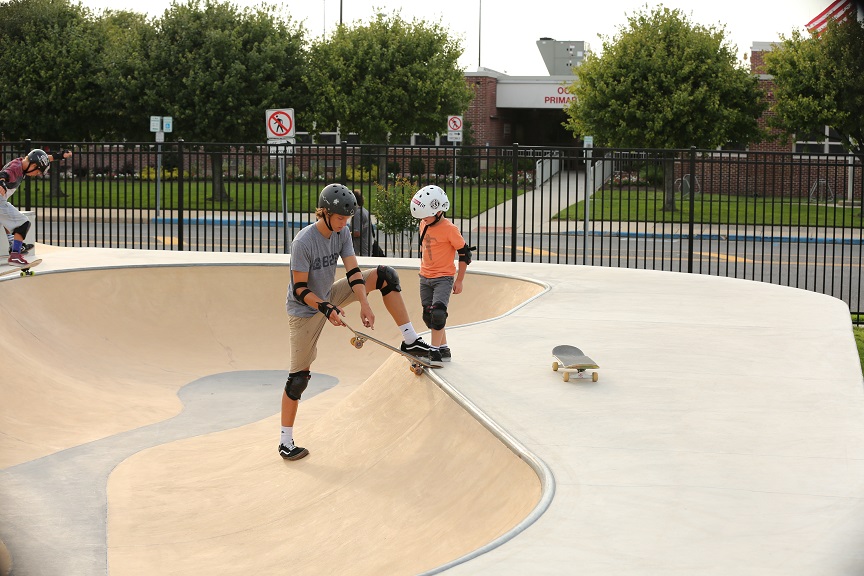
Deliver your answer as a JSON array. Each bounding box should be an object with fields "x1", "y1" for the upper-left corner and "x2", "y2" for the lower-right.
[{"x1": 278, "y1": 183, "x2": 432, "y2": 461}]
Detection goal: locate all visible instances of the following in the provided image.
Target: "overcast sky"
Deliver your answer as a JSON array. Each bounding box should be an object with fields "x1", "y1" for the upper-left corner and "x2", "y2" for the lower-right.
[{"x1": 79, "y1": 0, "x2": 831, "y2": 76}]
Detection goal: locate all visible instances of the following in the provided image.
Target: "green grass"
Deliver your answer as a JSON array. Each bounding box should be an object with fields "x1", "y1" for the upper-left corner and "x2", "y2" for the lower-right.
[
  {"x1": 854, "y1": 327, "x2": 864, "y2": 376},
  {"x1": 24, "y1": 179, "x2": 526, "y2": 219},
  {"x1": 561, "y1": 188, "x2": 863, "y2": 227}
]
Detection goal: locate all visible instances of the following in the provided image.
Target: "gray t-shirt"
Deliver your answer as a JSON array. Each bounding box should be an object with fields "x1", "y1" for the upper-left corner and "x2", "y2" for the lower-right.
[
  {"x1": 286, "y1": 222, "x2": 355, "y2": 317},
  {"x1": 350, "y1": 207, "x2": 375, "y2": 256}
]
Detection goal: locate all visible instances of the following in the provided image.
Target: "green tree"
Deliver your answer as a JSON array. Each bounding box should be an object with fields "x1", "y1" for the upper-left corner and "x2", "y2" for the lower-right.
[
  {"x1": 0, "y1": 0, "x2": 103, "y2": 141},
  {"x1": 90, "y1": 9, "x2": 155, "y2": 141},
  {"x1": 764, "y1": 17, "x2": 864, "y2": 158},
  {"x1": 303, "y1": 11, "x2": 474, "y2": 183},
  {"x1": 143, "y1": 0, "x2": 308, "y2": 200},
  {"x1": 563, "y1": 5, "x2": 766, "y2": 210}
]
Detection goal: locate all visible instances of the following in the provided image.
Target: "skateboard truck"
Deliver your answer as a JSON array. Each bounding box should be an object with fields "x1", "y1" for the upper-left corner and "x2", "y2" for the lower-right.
[{"x1": 342, "y1": 320, "x2": 441, "y2": 376}]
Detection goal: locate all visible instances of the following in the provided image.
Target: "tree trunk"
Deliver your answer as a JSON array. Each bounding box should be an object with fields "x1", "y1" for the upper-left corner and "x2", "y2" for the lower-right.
[
  {"x1": 207, "y1": 152, "x2": 232, "y2": 202},
  {"x1": 378, "y1": 146, "x2": 388, "y2": 188},
  {"x1": 662, "y1": 156, "x2": 676, "y2": 212},
  {"x1": 49, "y1": 165, "x2": 66, "y2": 198}
]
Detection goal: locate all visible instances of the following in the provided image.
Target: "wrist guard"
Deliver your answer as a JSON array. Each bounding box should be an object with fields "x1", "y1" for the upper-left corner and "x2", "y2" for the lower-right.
[
  {"x1": 317, "y1": 301, "x2": 338, "y2": 319},
  {"x1": 52, "y1": 149, "x2": 70, "y2": 162}
]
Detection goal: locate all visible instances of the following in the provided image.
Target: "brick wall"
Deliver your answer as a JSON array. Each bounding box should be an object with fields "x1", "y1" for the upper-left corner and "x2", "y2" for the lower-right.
[{"x1": 464, "y1": 76, "x2": 511, "y2": 147}]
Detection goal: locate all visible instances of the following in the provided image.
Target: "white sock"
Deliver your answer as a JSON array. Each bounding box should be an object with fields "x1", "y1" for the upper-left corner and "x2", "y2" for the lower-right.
[
  {"x1": 399, "y1": 323, "x2": 419, "y2": 343},
  {"x1": 6, "y1": 234, "x2": 12, "y2": 244},
  {"x1": 280, "y1": 426, "x2": 294, "y2": 448}
]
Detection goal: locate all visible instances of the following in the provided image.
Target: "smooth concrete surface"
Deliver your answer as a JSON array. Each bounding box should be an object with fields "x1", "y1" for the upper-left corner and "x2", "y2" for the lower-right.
[{"x1": 1, "y1": 244, "x2": 863, "y2": 575}]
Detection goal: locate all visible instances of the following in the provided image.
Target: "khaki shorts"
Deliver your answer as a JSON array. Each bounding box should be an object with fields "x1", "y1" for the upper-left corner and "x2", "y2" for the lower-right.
[{"x1": 288, "y1": 268, "x2": 375, "y2": 372}]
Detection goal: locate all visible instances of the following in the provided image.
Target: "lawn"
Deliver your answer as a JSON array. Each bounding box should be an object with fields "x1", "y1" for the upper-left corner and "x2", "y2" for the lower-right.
[
  {"x1": 561, "y1": 188, "x2": 864, "y2": 227},
  {"x1": 25, "y1": 179, "x2": 526, "y2": 220},
  {"x1": 854, "y1": 327, "x2": 864, "y2": 374}
]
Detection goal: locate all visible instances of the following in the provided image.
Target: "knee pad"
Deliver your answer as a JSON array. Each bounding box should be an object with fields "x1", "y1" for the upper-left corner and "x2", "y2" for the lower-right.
[
  {"x1": 422, "y1": 305, "x2": 433, "y2": 329},
  {"x1": 429, "y1": 302, "x2": 448, "y2": 330},
  {"x1": 375, "y1": 265, "x2": 401, "y2": 296},
  {"x1": 12, "y1": 220, "x2": 30, "y2": 238},
  {"x1": 285, "y1": 370, "x2": 310, "y2": 401}
]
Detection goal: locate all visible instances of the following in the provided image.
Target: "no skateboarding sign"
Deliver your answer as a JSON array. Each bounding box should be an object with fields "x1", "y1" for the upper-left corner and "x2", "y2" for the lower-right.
[
  {"x1": 266, "y1": 109, "x2": 295, "y2": 139},
  {"x1": 447, "y1": 115, "x2": 463, "y2": 143}
]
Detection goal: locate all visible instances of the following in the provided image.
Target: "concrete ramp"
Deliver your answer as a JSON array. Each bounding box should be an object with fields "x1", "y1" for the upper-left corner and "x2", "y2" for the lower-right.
[
  {"x1": 0, "y1": 258, "x2": 545, "y2": 575},
  {"x1": 107, "y1": 355, "x2": 541, "y2": 575}
]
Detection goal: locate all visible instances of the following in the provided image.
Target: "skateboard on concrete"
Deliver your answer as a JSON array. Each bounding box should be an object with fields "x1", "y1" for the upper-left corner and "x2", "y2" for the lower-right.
[
  {"x1": 342, "y1": 319, "x2": 442, "y2": 376},
  {"x1": 552, "y1": 344, "x2": 599, "y2": 382},
  {"x1": 0, "y1": 258, "x2": 42, "y2": 278}
]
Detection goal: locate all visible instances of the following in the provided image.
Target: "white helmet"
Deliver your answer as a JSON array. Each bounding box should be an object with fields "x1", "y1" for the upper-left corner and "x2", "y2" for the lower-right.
[{"x1": 410, "y1": 185, "x2": 450, "y2": 219}]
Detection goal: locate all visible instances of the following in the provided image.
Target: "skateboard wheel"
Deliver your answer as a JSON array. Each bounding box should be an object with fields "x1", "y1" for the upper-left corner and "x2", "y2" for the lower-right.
[
  {"x1": 552, "y1": 361, "x2": 559, "y2": 371},
  {"x1": 410, "y1": 365, "x2": 424, "y2": 376},
  {"x1": 592, "y1": 372, "x2": 599, "y2": 382},
  {"x1": 350, "y1": 337, "x2": 364, "y2": 349},
  {"x1": 563, "y1": 372, "x2": 570, "y2": 382}
]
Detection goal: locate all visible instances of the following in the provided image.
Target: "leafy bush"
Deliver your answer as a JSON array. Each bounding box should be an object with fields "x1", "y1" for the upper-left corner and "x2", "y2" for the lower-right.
[
  {"x1": 434, "y1": 159, "x2": 451, "y2": 175},
  {"x1": 346, "y1": 164, "x2": 378, "y2": 183},
  {"x1": 409, "y1": 158, "x2": 426, "y2": 176},
  {"x1": 373, "y1": 177, "x2": 417, "y2": 235},
  {"x1": 139, "y1": 166, "x2": 189, "y2": 181}
]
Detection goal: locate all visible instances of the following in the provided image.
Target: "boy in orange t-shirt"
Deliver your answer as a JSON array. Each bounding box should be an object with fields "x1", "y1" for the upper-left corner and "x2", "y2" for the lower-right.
[{"x1": 410, "y1": 185, "x2": 472, "y2": 362}]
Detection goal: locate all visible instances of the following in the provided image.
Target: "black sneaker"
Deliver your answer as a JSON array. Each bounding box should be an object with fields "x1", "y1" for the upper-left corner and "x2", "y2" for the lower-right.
[
  {"x1": 439, "y1": 347, "x2": 452, "y2": 362},
  {"x1": 401, "y1": 337, "x2": 432, "y2": 358},
  {"x1": 278, "y1": 443, "x2": 309, "y2": 460},
  {"x1": 430, "y1": 349, "x2": 443, "y2": 362}
]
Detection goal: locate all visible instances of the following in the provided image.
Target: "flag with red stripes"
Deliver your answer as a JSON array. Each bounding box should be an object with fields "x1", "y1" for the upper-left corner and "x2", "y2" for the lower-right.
[{"x1": 807, "y1": 0, "x2": 856, "y2": 34}]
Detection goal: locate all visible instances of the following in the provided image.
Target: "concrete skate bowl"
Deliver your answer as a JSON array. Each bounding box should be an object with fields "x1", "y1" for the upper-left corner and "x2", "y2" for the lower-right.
[{"x1": 0, "y1": 263, "x2": 545, "y2": 575}]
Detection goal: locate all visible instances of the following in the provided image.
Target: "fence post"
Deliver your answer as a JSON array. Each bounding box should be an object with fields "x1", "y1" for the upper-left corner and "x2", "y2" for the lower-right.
[
  {"x1": 510, "y1": 142, "x2": 519, "y2": 262},
  {"x1": 687, "y1": 146, "x2": 696, "y2": 273},
  {"x1": 22, "y1": 139, "x2": 32, "y2": 211},
  {"x1": 340, "y1": 141, "x2": 347, "y2": 184},
  {"x1": 177, "y1": 139, "x2": 185, "y2": 251}
]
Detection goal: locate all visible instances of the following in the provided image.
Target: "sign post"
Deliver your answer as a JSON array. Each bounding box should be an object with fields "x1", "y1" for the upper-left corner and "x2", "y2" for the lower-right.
[
  {"x1": 447, "y1": 115, "x2": 463, "y2": 184},
  {"x1": 150, "y1": 116, "x2": 170, "y2": 217},
  {"x1": 266, "y1": 109, "x2": 296, "y2": 253},
  {"x1": 583, "y1": 135, "x2": 594, "y2": 264}
]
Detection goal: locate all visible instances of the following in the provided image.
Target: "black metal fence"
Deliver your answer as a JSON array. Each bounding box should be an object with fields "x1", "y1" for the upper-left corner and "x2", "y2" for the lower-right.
[{"x1": 3, "y1": 140, "x2": 863, "y2": 318}]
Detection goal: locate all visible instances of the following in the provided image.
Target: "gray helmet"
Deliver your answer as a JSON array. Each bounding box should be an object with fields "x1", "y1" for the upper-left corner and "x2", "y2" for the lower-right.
[
  {"x1": 318, "y1": 183, "x2": 357, "y2": 216},
  {"x1": 26, "y1": 149, "x2": 51, "y2": 172}
]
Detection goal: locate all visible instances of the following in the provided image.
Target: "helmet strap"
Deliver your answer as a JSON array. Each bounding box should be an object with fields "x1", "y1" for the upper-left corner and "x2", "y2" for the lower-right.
[{"x1": 418, "y1": 213, "x2": 443, "y2": 253}]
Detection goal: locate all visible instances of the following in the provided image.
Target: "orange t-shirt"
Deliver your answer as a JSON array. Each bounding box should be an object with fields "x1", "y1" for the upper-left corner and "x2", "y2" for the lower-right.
[{"x1": 418, "y1": 217, "x2": 466, "y2": 278}]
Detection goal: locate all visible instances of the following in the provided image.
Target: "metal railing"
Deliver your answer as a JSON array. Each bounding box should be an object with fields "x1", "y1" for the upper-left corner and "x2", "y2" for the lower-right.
[{"x1": 3, "y1": 140, "x2": 863, "y2": 319}]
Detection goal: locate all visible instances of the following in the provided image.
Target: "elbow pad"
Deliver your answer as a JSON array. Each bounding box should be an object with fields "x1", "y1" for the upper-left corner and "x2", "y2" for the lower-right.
[
  {"x1": 293, "y1": 281, "x2": 312, "y2": 304},
  {"x1": 457, "y1": 245, "x2": 474, "y2": 264}
]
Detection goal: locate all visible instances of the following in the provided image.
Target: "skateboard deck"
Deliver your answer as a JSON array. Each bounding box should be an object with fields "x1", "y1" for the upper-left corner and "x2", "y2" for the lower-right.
[
  {"x1": 552, "y1": 344, "x2": 599, "y2": 382},
  {"x1": 0, "y1": 258, "x2": 42, "y2": 278},
  {"x1": 342, "y1": 320, "x2": 442, "y2": 375}
]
